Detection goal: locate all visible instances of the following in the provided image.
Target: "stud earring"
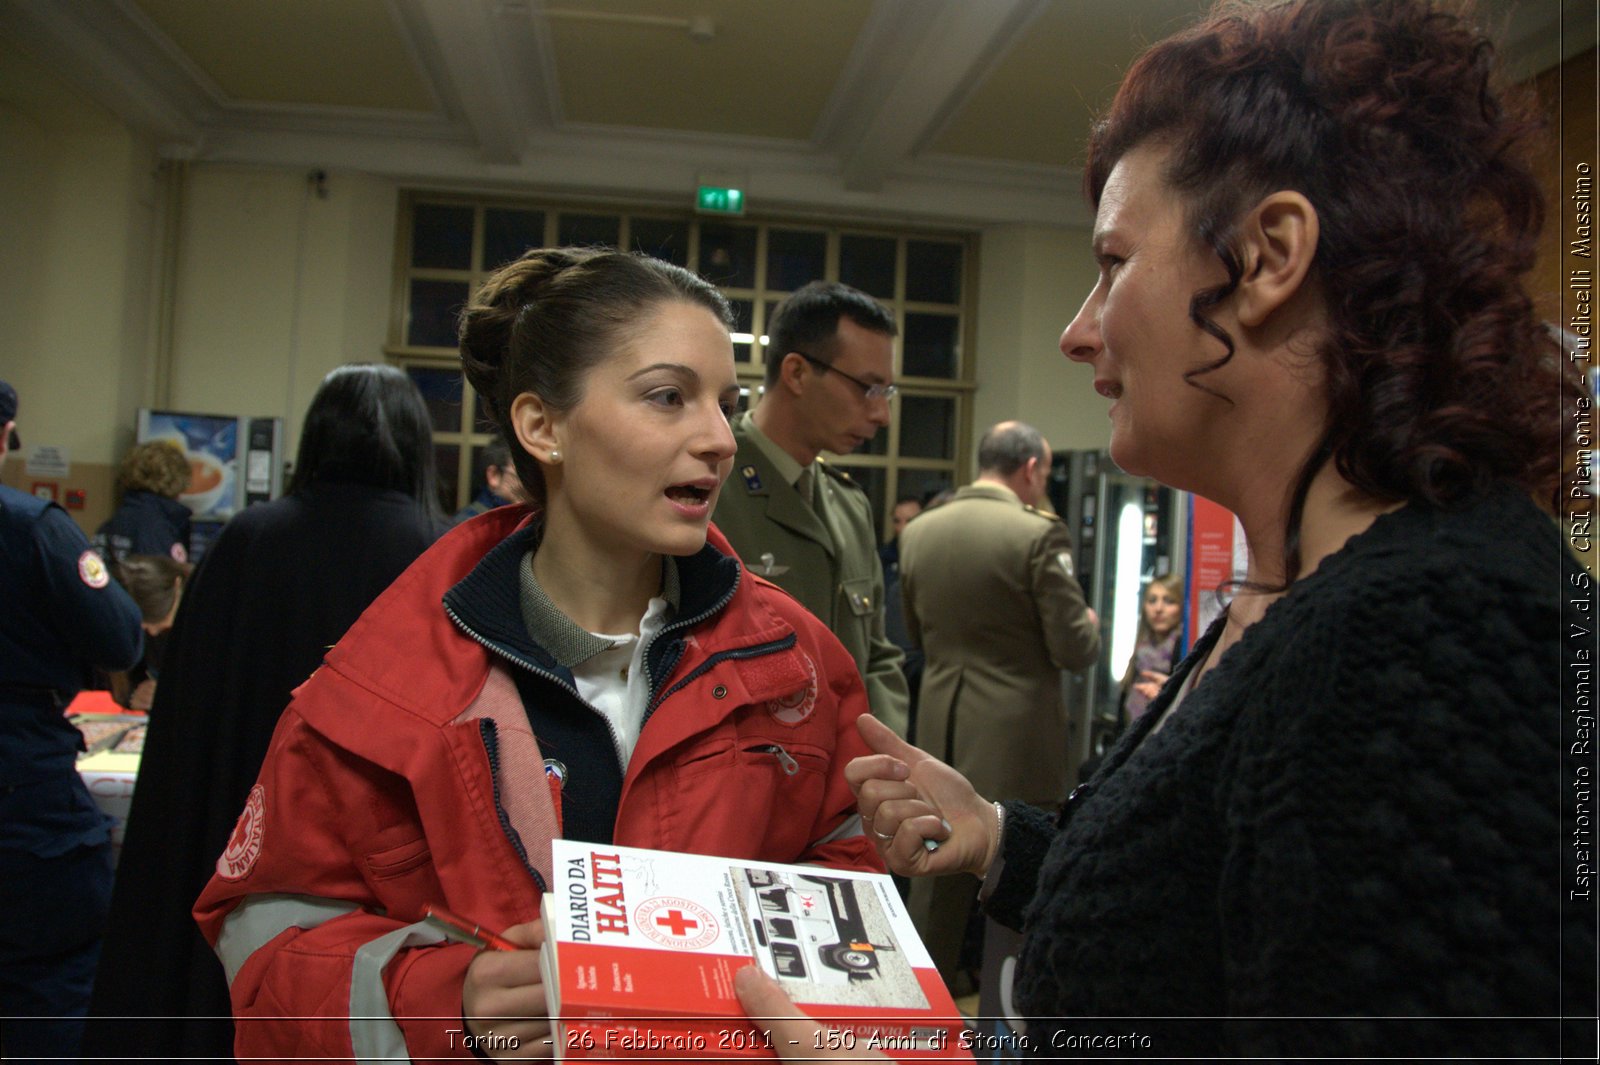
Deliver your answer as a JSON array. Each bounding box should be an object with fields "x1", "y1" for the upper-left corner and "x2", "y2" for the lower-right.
[{"x1": 548, "y1": 449, "x2": 561, "y2": 463}]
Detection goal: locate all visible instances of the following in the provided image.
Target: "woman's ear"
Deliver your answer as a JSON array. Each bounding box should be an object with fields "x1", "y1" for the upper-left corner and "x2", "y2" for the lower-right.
[
  {"x1": 1235, "y1": 191, "x2": 1319, "y2": 328},
  {"x1": 509, "y1": 392, "x2": 560, "y2": 465}
]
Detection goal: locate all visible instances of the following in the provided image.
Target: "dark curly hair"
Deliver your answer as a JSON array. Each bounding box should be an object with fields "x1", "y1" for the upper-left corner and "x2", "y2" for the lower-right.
[
  {"x1": 1087, "y1": 0, "x2": 1573, "y2": 581},
  {"x1": 457, "y1": 247, "x2": 733, "y2": 508}
]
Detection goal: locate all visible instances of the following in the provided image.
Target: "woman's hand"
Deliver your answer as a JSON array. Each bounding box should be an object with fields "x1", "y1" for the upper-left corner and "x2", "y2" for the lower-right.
[
  {"x1": 846, "y1": 715, "x2": 999, "y2": 879},
  {"x1": 462, "y1": 919, "x2": 553, "y2": 1059},
  {"x1": 1132, "y1": 669, "x2": 1170, "y2": 702},
  {"x1": 734, "y1": 965, "x2": 889, "y2": 1062}
]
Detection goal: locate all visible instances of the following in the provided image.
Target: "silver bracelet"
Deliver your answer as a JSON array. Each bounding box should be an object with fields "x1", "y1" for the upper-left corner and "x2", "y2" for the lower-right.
[{"x1": 994, "y1": 800, "x2": 1006, "y2": 851}]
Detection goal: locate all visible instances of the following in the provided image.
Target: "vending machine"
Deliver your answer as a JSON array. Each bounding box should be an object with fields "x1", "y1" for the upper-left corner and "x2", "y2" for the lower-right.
[
  {"x1": 1048, "y1": 450, "x2": 1187, "y2": 768},
  {"x1": 136, "y1": 409, "x2": 284, "y2": 562}
]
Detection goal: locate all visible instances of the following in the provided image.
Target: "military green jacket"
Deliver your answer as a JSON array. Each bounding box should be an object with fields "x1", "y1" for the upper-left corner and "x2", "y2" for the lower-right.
[
  {"x1": 899, "y1": 481, "x2": 1099, "y2": 802},
  {"x1": 712, "y1": 412, "x2": 909, "y2": 735}
]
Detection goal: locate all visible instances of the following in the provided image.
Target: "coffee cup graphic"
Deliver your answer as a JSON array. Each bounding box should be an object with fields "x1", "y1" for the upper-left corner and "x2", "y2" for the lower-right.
[{"x1": 180, "y1": 449, "x2": 231, "y2": 516}]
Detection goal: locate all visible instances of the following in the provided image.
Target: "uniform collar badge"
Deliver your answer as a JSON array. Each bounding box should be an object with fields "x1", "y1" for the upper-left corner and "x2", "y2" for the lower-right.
[{"x1": 740, "y1": 464, "x2": 763, "y2": 492}]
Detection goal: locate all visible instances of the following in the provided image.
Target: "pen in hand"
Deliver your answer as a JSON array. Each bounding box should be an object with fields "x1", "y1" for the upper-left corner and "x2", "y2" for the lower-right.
[{"x1": 423, "y1": 904, "x2": 519, "y2": 952}]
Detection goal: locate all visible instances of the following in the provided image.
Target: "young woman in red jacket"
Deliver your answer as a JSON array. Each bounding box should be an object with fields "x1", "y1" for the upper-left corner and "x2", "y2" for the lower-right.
[{"x1": 195, "y1": 248, "x2": 883, "y2": 1062}]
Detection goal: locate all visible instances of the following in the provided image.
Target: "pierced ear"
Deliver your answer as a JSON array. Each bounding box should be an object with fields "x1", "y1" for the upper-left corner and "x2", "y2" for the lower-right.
[
  {"x1": 509, "y1": 391, "x2": 560, "y2": 464},
  {"x1": 1235, "y1": 191, "x2": 1319, "y2": 328}
]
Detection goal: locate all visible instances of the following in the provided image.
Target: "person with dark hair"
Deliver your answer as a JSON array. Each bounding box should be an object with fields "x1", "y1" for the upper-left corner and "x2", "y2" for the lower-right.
[
  {"x1": 450, "y1": 436, "x2": 524, "y2": 525},
  {"x1": 109, "y1": 553, "x2": 192, "y2": 709},
  {"x1": 93, "y1": 439, "x2": 193, "y2": 566},
  {"x1": 738, "y1": 1, "x2": 1590, "y2": 1058},
  {"x1": 0, "y1": 379, "x2": 144, "y2": 1062},
  {"x1": 191, "y1": 249, "x2": 882, "y2": 1062},
  {"x1": 713, "y1": 280, "x2": 910, "y2": 735},
  {"x1": 895, "y1": 420, "x2": 1098, "y2": 992},
  {"x1": 85, "y1": 363, "x2": 445, "y2": 1061}
]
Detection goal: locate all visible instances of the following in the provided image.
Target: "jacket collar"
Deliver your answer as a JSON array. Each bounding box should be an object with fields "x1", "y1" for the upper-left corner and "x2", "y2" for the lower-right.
[{"x1": 442, "y1": 519, "x2": 742, "y2": 678}]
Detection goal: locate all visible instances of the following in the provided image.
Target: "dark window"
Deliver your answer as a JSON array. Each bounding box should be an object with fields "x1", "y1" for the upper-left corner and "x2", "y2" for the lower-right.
[
  {"x1": 484, "y1": 209, "x2": 545, "y2": 270},
  {"x1": 411, "y1": 203, "x2": 473, "y2": 270},
  {"x1": 406, "y1": 279, "x2": 471, "y2": 348},
  {"x1": 766, "y1": 229, "x2": 827, "y2": 292},
  {"x1": 406, "y1": 366, "x2": 465, "y2": 431},
  {"x1": 899, "y1": 395, "x2": 956, "y2": 459},
  {"x1": 557, "y1": 213, "x2": 620, "y2": 248},
  {"x1": 905, "y1": 240, "x2": 962, "y2": 304},
  {"x1": 839, "y1": 234, "x2": 896, "y2": 299},
  {"x1": 902, "y1": 313, "x2": 959, "y2": 379},
  {"x1": 699, "y1": 223, "x2": 758, "y2": 288},
  {"x1": 631, "y1": 218, "x2": 690, "y2": 266}
]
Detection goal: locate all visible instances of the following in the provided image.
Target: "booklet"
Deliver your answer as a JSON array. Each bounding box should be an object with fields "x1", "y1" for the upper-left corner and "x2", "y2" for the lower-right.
[{"x1": 540, "y1": 839, "x2": 969, "y2": 1061}]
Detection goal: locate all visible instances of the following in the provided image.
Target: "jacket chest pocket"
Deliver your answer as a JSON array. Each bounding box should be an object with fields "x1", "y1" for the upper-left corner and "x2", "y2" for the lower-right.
[
  {"x1": 669, "y1": 734, "x2": 831, "y2": 860},
  {"x1": 838, "y1": 577, "x2": 877, "y2": 619}
]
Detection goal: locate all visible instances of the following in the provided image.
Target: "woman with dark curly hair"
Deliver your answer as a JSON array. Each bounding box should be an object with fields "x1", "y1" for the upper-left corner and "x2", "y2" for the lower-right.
[
  {"x1": 94, "y1": 439, "x2": 193, "y2": 565},
  {"x1": 740, "y1": 0, "x2": 1592, "y2": 1059}
]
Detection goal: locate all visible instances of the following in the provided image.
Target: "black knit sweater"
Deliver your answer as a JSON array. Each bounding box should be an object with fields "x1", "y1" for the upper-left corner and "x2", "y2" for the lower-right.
[{"x1": 984, "y1": 489, "x2": 1595, "y2": 1059}]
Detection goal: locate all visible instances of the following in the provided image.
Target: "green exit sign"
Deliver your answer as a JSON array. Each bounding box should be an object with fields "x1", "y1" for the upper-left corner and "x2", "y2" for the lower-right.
[{"x1": 696, "y1": 185, "x2": 745, "y2": 215}]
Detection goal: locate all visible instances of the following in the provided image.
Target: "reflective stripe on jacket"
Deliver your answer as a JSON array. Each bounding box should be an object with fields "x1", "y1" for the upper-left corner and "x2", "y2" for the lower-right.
[{"x1": 194, "y1": 508, "x2": 880, "y2": 1062}]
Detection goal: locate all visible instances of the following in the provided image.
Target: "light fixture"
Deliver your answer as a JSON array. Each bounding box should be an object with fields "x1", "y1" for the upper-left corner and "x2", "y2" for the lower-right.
[{"x1": 542, "y1": 7, "x2": 716, "y2": 43}]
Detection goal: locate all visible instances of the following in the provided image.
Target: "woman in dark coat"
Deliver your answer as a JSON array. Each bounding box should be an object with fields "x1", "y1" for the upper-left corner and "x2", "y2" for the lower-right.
[
  {"x1": 738, "y1": 0, "x2": 1589, "y2": 1059},
  {"x1": 83, "y1": 364, "x2": 446, "y2": 1060},
  {"x1": 93, "y1": 439, "x2": 193, "y2": 566}
]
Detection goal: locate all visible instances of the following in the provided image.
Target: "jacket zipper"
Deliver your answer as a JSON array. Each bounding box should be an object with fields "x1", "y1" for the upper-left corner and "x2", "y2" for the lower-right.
[
  {"x1": 750, "y1": 743, "x2": 799, "y2": 775},
  {"x1": 477, "y1": 717, "x2": 547, "y2": 892},
  {"x1": 643, "y1": 633, "x2": 799, "y2": 729},
  {"x1": 443, "y1": 600, "x2": 630, "y2": 774}
]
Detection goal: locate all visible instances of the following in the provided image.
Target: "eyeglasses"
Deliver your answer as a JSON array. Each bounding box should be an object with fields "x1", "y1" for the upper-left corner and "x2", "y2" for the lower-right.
[{"x1": 791, "y1": 351, "x2": 898, "y2": 401}]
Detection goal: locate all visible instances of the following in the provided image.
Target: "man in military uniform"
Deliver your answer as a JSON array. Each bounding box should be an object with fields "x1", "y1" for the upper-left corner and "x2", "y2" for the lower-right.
[
  {"x1": 713, "y1": 281, "x2": 909, "y2": 736},
  {"x1": 0, "y1": 380, "x2": 145, "y2": 1060},
  {"x1": 897, "y1": 420, "x2": 1100, "y2": 989}
]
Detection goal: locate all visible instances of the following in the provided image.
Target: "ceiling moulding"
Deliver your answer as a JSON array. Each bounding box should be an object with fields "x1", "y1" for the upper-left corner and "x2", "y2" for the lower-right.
[
  {"x1": 407, "y1": 0, "x2": 523, "y2": 164},
  {"x1": 194, "y1": 124, "x2": 1086, "y2": 229},
  {"x1": 0, "y1": 0, "x2": 205, "y2": 144},
  {"x1": 816, "y1": 0, "x2": 1051, "y2": 193}
]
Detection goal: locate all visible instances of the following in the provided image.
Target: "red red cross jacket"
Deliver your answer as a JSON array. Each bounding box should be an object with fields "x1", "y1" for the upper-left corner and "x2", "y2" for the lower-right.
[{"x1": 194, "y1": 507, "x2": 881, "y2": 1062}]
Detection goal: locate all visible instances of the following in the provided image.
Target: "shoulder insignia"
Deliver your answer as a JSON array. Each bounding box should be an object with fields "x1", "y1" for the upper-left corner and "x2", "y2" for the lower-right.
[
  {"x1": 78, "y1": 550, "x2": 110, "y2": 589},
  {"x1": 819, "y1": 462, "x2": 863, "y2": 491},
  {"x1": 170, "y1": 542, "x2": 189, "y2": 563},
  {"x1": 740, "y1": 464, "x2": 763, "y2": 492}
]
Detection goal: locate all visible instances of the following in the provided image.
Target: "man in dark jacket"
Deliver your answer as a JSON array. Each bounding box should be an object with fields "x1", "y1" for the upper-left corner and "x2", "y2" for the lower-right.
[{"x1": 0, "y1": 380, "x2": 144, "y2": 1061}]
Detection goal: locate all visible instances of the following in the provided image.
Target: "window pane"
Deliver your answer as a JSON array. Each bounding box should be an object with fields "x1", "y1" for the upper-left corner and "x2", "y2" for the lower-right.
[
  {"x1": 484, "y1": 208, "x2": 545, "y2": 270},
  {"x1": 902, "y1": 313, "x2": 959, "y2": 378},
  {"x1": 411, "y1": 204, "x2": 473, "y2": 269},
  {"x1": 632, "y1": 218, "x2": 690, "y2": 266},
  {"x1": 728, "y1": 298, "x2": 755, "y2": 363},
  {"x1": 766, "y1": 229, "x2": 827, "y2": 292},
  {"x1": 407, "y1": 279, "x2": 471, "y2": 348},
  {"x1": 899, "y1": 394, "x2": 956, "y2": 459},
  {"x1": 856, "y1": 425, "x2": 889, "y2": 458},
  {"x1": 408, "y1": 367, "x2": 465, "y2": 433},
  {"x1": 434, "y1": 442, "x2": 461, "y2": 513},
  {"x1": 839, "y1": 234, "x2": 896, "y2": 299},
  {"x1": 905, "y1": 240, "x2": 962, "y2": 304},
  {"x1": 473, "y1": 390, "x2": 496, "y2": 433},
  {"x1": 833, "y1": 465, "x2": 885, "y2": 537},
  {"x1": 896, "y1": 468, "x2": 953, "y2": 509},
  {"x1": 558, "y1": 213, "x2": 620, "y2": 248},
  {"x1": 698, "y1": 223, "x2": 757, "y2": 288}
]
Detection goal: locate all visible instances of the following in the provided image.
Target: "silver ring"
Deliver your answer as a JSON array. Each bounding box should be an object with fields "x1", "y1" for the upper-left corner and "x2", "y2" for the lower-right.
[{"x1": 872, "y1": 829, "x2": 894, "y2": 841}]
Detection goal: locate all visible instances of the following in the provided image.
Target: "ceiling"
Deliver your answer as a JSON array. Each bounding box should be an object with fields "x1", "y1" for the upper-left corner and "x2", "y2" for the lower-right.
[{"x1": 0, "y1": 0, "x2": 1593, "y2": 227}]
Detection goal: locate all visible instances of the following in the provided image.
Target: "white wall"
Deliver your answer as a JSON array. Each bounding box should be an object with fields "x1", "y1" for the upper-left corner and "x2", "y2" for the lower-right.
[
  {"x1": 0, "y1": 109, "x2": 156, "y2": 466},
  {"x1": 972, "y1": 222, "x2": 1106, "y2": 456},
  {"x1": 166, "y1": 166, "x2": 398, "y2": 453},
  {"x1": 4, "y1": 110, "x2": 1111, "y2": 491}
]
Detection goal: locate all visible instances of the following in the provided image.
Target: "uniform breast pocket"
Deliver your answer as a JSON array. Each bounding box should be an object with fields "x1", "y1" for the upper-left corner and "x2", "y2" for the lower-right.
[{"x1": 838, "y1": 577, "x2": 877, "y2": 619}]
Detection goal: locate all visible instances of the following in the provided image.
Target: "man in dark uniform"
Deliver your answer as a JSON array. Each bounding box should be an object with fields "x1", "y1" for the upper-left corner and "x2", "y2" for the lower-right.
[
  {"x1": 712, "y1": 282, "x2": 909, "y2": 735},
  {"x1": 0, "y1": 380, "x2": 144, "y2": 1061},
  {"x1": 449, "y1": 435, "x2": 524, "y2": 526}
]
